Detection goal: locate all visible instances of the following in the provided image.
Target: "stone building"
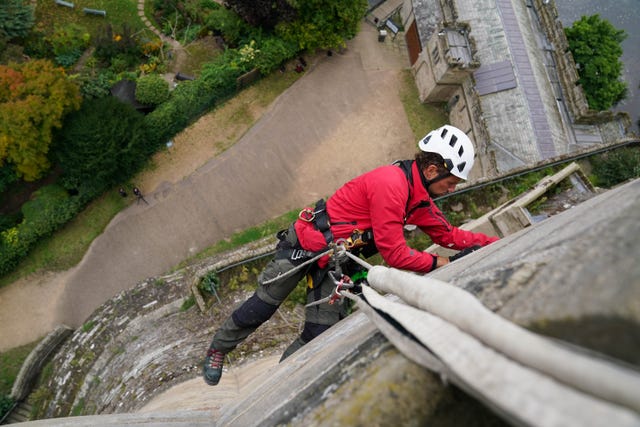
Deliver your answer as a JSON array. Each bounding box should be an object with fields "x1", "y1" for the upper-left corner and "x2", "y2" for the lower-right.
[{"x1": 374, "y1": 0, "x2": 634, "y2": 180}]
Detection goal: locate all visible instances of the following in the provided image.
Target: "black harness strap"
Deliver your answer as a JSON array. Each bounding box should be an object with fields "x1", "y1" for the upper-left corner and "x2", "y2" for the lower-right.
[
  {"x1": 312, "y1": 199, "x2": 334, "y2": 245},
  {"x1": 393, "y1": 160, "x2": 431, "y2": 223}
]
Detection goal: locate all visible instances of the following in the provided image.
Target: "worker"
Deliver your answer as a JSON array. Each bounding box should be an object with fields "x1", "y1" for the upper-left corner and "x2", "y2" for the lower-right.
[{"x1": 202, "y1": 125, "x2": 499, "y2": 385}]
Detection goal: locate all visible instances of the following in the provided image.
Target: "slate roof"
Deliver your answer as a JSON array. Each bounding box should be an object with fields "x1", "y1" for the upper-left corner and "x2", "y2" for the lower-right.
[
  {"x1": 411, "y1": 0, "x2": 569, "y2": 171},
  {"x1": 474, "y1": 60, "x2": 517, "y2": 96}
]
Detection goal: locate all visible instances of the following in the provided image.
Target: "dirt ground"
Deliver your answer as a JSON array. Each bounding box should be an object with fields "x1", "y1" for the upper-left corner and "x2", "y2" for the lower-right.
[
  {"x1": 137, "y1": 82, "x2": 280, "y2": 194},
  {"x1": 142, "y1": 34, "x2": 295, "y2": 194}
]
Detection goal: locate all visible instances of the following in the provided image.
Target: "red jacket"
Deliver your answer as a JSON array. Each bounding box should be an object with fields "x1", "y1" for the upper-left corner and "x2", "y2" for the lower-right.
[{"x1": 295, "y1": 161, "x2": 498, "y2": 273}]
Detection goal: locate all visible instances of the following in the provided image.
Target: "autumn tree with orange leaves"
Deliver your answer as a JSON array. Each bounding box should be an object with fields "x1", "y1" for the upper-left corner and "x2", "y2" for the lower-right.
[{"x1": 0, "y1": 59, "x2": 81, "y2": 181}]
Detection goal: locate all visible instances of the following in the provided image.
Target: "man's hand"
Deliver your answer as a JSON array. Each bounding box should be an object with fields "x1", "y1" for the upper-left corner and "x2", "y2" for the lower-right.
[
  {"x1": 449, "y1": 245, "x2": 482, "y2": 262},
  {"x1": 436, "y1": 256, "x2": 450, "y2": 268}
]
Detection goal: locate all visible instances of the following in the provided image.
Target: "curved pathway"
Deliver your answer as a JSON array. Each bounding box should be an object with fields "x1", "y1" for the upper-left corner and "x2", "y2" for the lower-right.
[
  {"x1": 136, "y1": 0, "x2": 190, "y2": 76},
  {"x1": 136, "y1": 0, "x2": 182, "y2": 51},
  {"x1": 0, "y1": 23, "x2": 413, "y2": 349}
]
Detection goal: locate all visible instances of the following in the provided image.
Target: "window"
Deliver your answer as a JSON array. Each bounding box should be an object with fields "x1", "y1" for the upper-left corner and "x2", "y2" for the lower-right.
[{"x1": 432, "y1": 46, "x2": 440, "y2": 64}]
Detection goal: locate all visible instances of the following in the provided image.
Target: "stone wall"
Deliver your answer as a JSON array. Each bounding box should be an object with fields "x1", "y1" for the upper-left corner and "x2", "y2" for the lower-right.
[
  {"x1": 11, "y1": 325, "x2": 73, "y2": 402},
  {"x1": 532, "y1": 0, "x2": 632, "y2": 128},
  {"x1": 32, "y1": 237, "x2": 301, "y2": 419}
]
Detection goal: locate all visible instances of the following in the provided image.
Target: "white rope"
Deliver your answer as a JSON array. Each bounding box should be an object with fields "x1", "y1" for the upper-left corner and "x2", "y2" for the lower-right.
[
  {"x1": 366, "y1": 266, "x2": 640, "y2": 414},
  {"x1": 357, "y1": 285, "x2": 640, "y2": 427}
]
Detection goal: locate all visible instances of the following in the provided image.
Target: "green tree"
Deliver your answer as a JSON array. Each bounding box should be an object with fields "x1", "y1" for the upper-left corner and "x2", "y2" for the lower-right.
[
  {"x1": 53, "y1": 97, "x2": 146, "y2": 198},
  {"x1": 590, "y1": 146, "x2": 640, "y2": 188},
  {"x1": 565, "y1": 14, "x2": 628, "y2": 111},
  {"x1": 277, "y1": 0, "x2": 368, "y2": 51},
  {"x1": 0, "y1": 60, "x2": 81, "y2": 181},
  {"x1": 253, "y1": 36, "x2": 298, "y2": 74},
  {"x1": 0, "y1": 0, "x2": 34, "y2": 40},
  {"x1": 135, "y1": 74, "x2": 170, "y2": 106},
  {"x1": 225, "y1": 0, "x2": 297, "y2": 29},
  {"x1": 206, "y1": 7, "x2": 251, "y2": 47}
]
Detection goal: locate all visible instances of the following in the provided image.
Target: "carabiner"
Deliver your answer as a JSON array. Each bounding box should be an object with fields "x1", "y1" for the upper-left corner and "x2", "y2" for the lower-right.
[{"x1": 298, "y1": 207, "x2": 315, "y2": 222}]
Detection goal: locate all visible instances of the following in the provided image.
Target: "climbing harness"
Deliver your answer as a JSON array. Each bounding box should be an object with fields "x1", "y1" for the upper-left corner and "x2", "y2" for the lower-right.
[
  {"x1": 261, "y1": 247, "x2": 334, "y2": 285},
  {"x1": 337, "y1": 229, "x2": 375, "y2": 251},
  {"x1": 304, "y1": 244, "x2": 373, "y2": 308},
  {"x1": 309, "y1": 199, "x2": 334, "y2": 246}
]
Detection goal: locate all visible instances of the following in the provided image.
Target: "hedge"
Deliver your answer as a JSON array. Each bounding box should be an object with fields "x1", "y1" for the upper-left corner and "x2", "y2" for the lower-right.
[
  {"x1": 0, "y1": 185, "x2": 82, "y2": 276},
  {"x1": 0, "y1": 32, "x2": 301, "y2": 278}
]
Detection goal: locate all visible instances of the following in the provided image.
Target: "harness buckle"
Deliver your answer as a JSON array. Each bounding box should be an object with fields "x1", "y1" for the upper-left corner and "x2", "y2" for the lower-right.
[
  {"x1": 338, "y1": 229, "x2": 368, "y2": 250},
  {"x1": 298, "y1": 207, "x2": 315, "y2": 222}
]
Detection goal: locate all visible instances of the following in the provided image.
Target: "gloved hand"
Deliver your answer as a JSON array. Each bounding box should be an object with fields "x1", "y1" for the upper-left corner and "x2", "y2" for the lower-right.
[{"x1": 449, "y1": 245, "x2": 482, "y2": 262}]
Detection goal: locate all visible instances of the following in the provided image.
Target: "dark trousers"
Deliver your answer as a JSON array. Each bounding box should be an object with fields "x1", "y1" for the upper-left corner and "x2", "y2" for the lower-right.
[{"x1": 210, "y1": 226, "x2": 347, "y2": 359}]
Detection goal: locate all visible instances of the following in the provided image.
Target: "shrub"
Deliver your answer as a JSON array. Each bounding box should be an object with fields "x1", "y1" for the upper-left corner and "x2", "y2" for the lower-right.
[
  {"x1": 0, "y1": 185, "x2": 82, "y2": 275},
  {"x1": 276, "y1": 0, "x2": 368, "y2": 51},
  {"x1": 94, "y1": 24, "x2": 141, "y2": 68},
  {"x1": 225, "y1": 0, "x2": 296, "y2": 30},
  {"x1": 48, "y1": 23, "x2": 90, "y2": 68},
  {"x1": 19, "y1": 186, "x2": 80, "y2": 241},
  {"x1": 253, "y1": 36, "x2": 298, "y2": 75},
  {"x1": 205, "y1": 7, "x2": 251, "y2": 47},
  {"x1": 0, "y1": 41, "x2": 25, "y2": 64},
  {"x1": 142, "y1": 101, "x2": 182, "y2": 149},
  {"x1": 20, "y1": 185, "x2": 69, "y2": 222},
  {"x1": 590, "y1": 146, "x2": 640, "y2": 188},
  {"x1": 200, "y1": 49, "x2": 246, "y2": 93},
  {"x1": 0, "y1": 394, "x2": 14, "y2": 420},
  {"x1": 170, "y1": 79, "x2": 213, "y2": 119},
  {"x1": 77, "y1": 69, "x2": 116, "y2": 100},
  {"x1": 0, "y1": 0, "x2": 34, "y2": 40},
  {"x1": 142, "y1": 51, "x2": 244, "y2": 147},
  {"x1": 53, "y1": 97, "x2": 146, "y2": 200},
  {"x1": 109, "y1": 56, "x2": 131, "y2": 73},
  {"x1": 0, "y1": 213, "x2": 21, "y2": 233},
  {"x1": 152, "y1": 0, "x2": 218, "y2": 43},
  {"x1": 0, "y1": 164, "x2": 18, "y2": 195},
  {"x1": 55, "y1": 51, "x2": 83, "y2": 68},
  {"x1": 135, "y1": 74, "x2": 170, "y2": 106},
  {"x1": 23, "y1": 27, "x2": 52, "y2": 59},
  {"x1": 199, "y1": 270, "x2": 220, "y2": 294}
]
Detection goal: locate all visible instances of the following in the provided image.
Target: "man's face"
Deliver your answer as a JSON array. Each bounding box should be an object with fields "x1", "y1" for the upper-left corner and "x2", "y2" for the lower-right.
[{"x1": 423, "y1": 165, "x2": 462, "y2": 196}]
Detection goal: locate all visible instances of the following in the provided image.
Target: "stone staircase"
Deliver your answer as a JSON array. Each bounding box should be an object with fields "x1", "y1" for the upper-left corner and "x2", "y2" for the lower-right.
[{"x1": 2, "y1": 401, "x2": 32, "y2": 424}]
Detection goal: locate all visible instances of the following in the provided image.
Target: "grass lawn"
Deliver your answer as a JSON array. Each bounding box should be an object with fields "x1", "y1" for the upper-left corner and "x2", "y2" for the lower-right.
[
  {"x1": 0, "y1": 192, "x2": 127, "y2": 287},
  {"x1": 399, "y1": 70, "x2": 448, "y2": 140},
  {"x1": 0, "y1": 342, "x2": 38, "y2": 397},
  {"x1": 35, "y1": 0, "x2": 154, "y2": 40}
]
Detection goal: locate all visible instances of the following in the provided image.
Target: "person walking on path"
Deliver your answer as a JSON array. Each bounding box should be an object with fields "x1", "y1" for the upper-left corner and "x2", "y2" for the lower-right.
[
  {"x1": 202, "y1": 125, "x2": 500, "y2": 386},
  {"x1": 133, "y1": 186, "x2": 148, "y2": 205}
]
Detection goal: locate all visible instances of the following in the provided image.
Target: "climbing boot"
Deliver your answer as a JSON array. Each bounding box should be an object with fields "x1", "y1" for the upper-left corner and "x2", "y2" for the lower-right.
[{"x1": 202, "y1": 348, "x2": 226, "y2": 386}]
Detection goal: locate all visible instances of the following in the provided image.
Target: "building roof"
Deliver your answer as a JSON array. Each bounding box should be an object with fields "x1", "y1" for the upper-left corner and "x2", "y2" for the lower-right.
[
  {"x1": 474, "y1": 60, "x2": 517, "y2": 96},
  {"x1": 412, "y1": 0, "x2": 579, "y2": 173}
]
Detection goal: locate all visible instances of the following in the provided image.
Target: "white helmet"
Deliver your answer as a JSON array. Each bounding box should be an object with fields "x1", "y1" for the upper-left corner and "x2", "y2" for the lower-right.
[{"x1": 418, "y1": 125, "x2": 475, "y2": 180}]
